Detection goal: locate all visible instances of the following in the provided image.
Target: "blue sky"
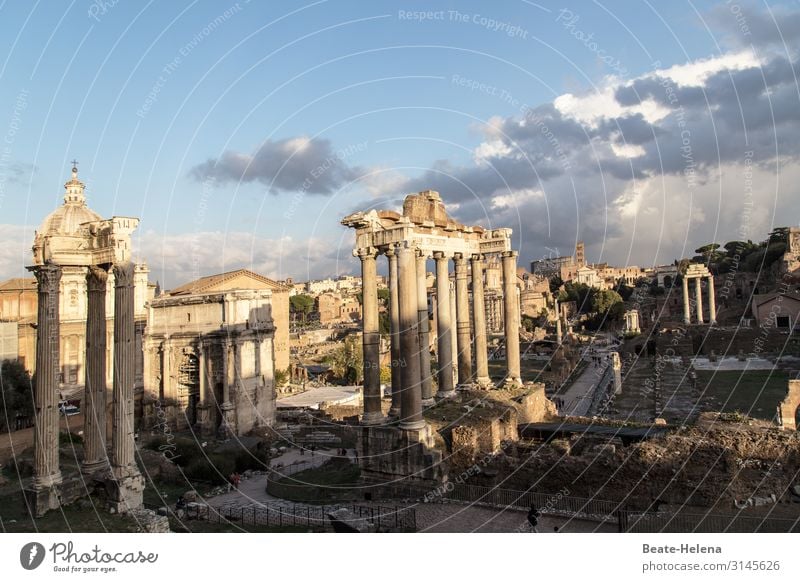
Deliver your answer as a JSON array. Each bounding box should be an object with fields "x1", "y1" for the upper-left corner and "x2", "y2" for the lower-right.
[{"x1": 0, "y1": 0, "x2": 798, "y2": 287}]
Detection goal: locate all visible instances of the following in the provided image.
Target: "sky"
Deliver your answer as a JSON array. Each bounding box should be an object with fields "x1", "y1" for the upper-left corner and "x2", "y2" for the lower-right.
[{"x1": 0, "y1": 0, "x2": 798, "y2": 288}]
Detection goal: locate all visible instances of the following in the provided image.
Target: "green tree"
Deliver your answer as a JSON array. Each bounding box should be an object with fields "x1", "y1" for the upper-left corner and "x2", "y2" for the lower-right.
[
  {"x1": 591, "y1": 289, "x2": 623, "y2": 314},
  {"x1": 548, "y1": 275, "x2": 564, "y2": 294},
  {"x1": 289, "y1": 294, "x2": 315, "y2": 323},
  {"x1": 694, "y1": 243, "x2": 722, "y2": 263},
  {"x1": 330, "y1": 335, "x2": 363, "y2": 384},
  {"x1": 768, "y1": 227, "x2": 790, "y2": 245},
  {"x1": 0, "y1": 360, "x2": 34, "y2": 432},
  {"x1": 559, "y1": 281, "x2": 592, "y2": 314}
]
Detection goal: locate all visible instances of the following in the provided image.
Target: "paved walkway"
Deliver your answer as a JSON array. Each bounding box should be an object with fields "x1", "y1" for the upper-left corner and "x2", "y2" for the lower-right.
[
  {"x1": 205, "y1": 448, "x2": 354, "y2": 510},
  {"x1": 558, "y1": 359, "x2": 605, "y2": 416},
  {"x1": 200, "y1": 450, "x2": 615, "y2": 532},
  {"x1": 412, "y1": 503, "x2": 616, "y2": 532}
]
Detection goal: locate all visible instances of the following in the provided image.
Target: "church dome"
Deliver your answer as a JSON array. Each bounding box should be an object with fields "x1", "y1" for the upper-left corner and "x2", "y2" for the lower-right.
[{"x1": 37, "y1": 164, "x2": 102, "y2": 237}]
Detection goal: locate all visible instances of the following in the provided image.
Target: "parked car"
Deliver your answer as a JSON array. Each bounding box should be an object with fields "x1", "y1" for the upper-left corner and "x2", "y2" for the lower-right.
[{"x1": 58, "y1": 400, "x2": 80, "y2": 416}]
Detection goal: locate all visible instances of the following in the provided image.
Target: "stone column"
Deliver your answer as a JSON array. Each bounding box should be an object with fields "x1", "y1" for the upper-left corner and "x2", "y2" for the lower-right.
[
  {"x1": 31, "y1": 264, "x2": 63, "y2": 490},
  {"x1": 555, "y1": 298, "x2": 563, "y2": 344},
  {"x1": 416, "y1": 251, "x2": 434, "y2": 406},
  {"x1": 454, "y1": 253, "x2": 472, "y2": 386},
  {"x1": 83, "y1": 265, "x2": 109, "y2": 473},
  {"x1": 397, "y1": 243, "x2": 424, "y2": 430},
  {"x1": 449, "y1": 282, "x2": 458, "y2": 386},
  {"x1": 707, "y1": 275, "x2": 717, "y2": 325},
  {"x1": 502, "y1": 251, "x2": 522, "y2": 386},
  {"x1": 682, "y1": 276, "x2": 691, "y2": 324},
  {"x1": 387, "y1": 247, "x2": 402, "y2": 417},
  {"x1": 219, "y1": 338, "x2": 236, "y2": 436},
  {"x1": 434, "y1": 252, "x2": 455, "y2": 398},
  {"x1": 694, "y1": 277, "x2": 704, "y2": 324},
  {"x1": 471, "y1": 254, "x2": 491, "y2": 387},
  {"x1": 111, "y1": 261, "x2": 138, "y2": 476},
  {"x1": 198, "y1": 342, "x2": 208, "y2": 403},
  {"x1": 196, "y1": 341, "x2": 211, "y2": 433},
  {"x1": 359, "y1": 247, "x2": 383, "y2": 425}
]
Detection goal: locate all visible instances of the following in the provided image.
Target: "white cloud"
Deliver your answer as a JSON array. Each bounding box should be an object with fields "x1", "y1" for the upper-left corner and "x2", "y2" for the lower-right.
[
  {"x1": 0, "y1": 224, "x2": 35, "y2": 280},
  {"x1": 650, "y1": 50, "x2": 762, "y2": 87},
  {"x1": 134, "y1": 229, "x2": 356, "y2": 289}
]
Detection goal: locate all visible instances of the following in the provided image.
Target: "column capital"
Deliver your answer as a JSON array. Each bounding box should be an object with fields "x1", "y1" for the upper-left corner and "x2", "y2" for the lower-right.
[
  {"x1": 470, "y1": 253, "x2": 485, "y2": 262},
  {"x1": 112, "y1": 261, "x2": 135, "y2": 287},
  {"x1": 355, "y1": 246, "x2": 379, "y2": 260},
  {"x1": 395, "y1": 240, "x2": 417, "y2": 252},
  {"x1": 86, "y1": 265, "x2": 109, "y2": 292},
  {"x1": 384, "y1": 246, "x2": 395, "y2": 258},
  {"x1": 432, "y1": 251, "x2": 448, "y2": 260},
  {"x1": 31, "y1": 263, "x2": 62, "y2": 291},
  {"x1": 502, "y1": 250, "x2": 518, "y2": 259},
  {"x1": 453, "y1": 252, "x2": 466, "y2": 263}
]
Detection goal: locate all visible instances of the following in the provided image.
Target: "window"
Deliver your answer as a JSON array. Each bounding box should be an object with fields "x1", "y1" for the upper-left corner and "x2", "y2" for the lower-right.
[{"x1": 776, "y1": 316, "x2": 790, "y2": 329}]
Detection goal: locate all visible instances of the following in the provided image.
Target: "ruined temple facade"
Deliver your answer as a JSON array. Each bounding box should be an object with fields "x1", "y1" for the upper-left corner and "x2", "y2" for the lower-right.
[
  {"x1": 142, "y1": 269, "x2": 283, "y2": 436},
  {"x1": 25, "y1": 164, "x2": 144, "y2": 516},
  {"x1": 342, "y1": 190, "x2": 523, "y2": 483},
  {"x1": 9, "y1": 171, "x2": 154, "y2": 390}
]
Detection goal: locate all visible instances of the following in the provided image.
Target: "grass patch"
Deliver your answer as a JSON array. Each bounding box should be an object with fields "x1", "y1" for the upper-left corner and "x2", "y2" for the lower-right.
[
  {"x1": 696, "y1": 369, "x2": 790, "y2": 421},
  {"x1": 0, "y1": 497, "x2": 142, "y2": 533},
  {"x1": 266, "y1": 458, "x2": 360, "y2": 503}
]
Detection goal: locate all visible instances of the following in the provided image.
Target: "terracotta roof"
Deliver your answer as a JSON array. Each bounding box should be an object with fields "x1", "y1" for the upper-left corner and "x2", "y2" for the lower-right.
[
  {"x1": 0, "y1": 277, "x2": 37, "y2": 291},
  {"x1": 752, "y1": 292, "x2": 800, "y2": 307},
  {"x1": 167, "y1": 269, "x2": 289, "y2": 296}
]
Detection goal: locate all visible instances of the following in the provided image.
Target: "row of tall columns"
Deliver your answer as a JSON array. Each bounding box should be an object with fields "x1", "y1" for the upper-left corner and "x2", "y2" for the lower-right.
[
  {"x1": 681, "y1": 275, "x2": 717, "y2": 325},
  {"x1": 30, "y1": 261, "x2": 142, "y2": 495},
  {"x1": 359, "y1": 244, "x2": 523, "y2": 430}
]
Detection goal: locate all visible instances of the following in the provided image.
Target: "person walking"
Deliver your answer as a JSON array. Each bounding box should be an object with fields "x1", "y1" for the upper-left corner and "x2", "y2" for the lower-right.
[{"x1": 527, "y1": 505, "x2": 540, "y2": 533}]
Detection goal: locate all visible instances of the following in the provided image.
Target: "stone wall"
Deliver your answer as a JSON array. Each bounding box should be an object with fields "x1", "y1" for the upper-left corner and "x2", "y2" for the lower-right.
[
  {"x1": 516, "y1": 382, "x2": 559, "y2": 423},
  {"x1": 779, "y1": 379, "x2": 800, "y2": 430},
  {"x1": 359, "y1": 425, "x2": 444, "y2": 486}
]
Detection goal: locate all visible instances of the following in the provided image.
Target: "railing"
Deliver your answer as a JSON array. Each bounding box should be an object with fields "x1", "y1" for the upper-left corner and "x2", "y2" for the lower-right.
[
  {"x1": 440, "y1": 483, "x2": 621, "y2": 520},
  {"x1": 208, "y1": 502, "x2": 416, "y2": 532},
  {"x1": 621, "y1": 511, "x2": 800, "y2": 533},
  {"x1": 374, "y1": 481, "x2": 800, "y2": 533}
]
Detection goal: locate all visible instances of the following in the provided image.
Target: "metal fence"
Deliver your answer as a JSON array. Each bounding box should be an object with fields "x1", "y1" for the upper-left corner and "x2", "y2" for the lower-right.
[
  {"x1": 375, "y1": 480, "x2": 800, "y2": 533},
  {"x1": 621, "y1": 510, "x2": 800, "y2": 533},
  {"x1": 434, "y1": 482, "x2": 621, "y2": 520},
  {"x1": 208, "y1": 502, "x2": 416, "y2": 532}
]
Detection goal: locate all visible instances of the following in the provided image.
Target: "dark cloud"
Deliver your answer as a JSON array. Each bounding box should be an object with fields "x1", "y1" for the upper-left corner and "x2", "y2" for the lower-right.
[
  {"x1": 708, "y1": 1, "x2": 800, "y2": 48},
  {"x1": 189, "y1": 136, "x2": 363, "y2": 194},
  {"x1": 396, "y1": 45, "x2": 800, "y2": 267}
]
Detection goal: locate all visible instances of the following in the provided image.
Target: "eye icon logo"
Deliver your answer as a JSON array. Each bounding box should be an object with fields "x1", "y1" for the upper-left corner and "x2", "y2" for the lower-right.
[{"x1": 20, "y1": 542, "x2": 46, "y2": 570}]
